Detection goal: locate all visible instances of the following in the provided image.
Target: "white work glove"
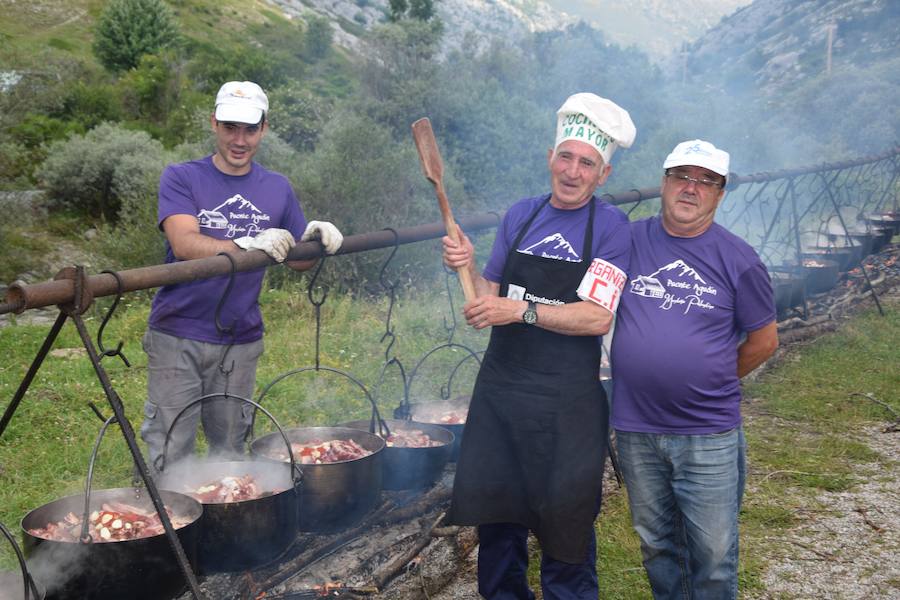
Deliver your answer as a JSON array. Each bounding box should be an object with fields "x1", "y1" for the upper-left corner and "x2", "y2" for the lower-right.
[
  {"x1": 233, "y1": 228, "x2": 296, "y2": 263},
  {"x1": 301, "y1": 220, "x2": 343, "y2": 255}
]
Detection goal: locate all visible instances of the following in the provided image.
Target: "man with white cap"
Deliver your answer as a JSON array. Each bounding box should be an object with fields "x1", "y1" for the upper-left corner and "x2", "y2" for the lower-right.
[
  {"x1": 140, "y1": 81, "x2": 344, "y2": 467},
  {"x1": 442, "y1": 92, "x2": 635, "y2": 599},
  {"x1": 611, "y1": 140, "x2": 778, "y2": 598}
]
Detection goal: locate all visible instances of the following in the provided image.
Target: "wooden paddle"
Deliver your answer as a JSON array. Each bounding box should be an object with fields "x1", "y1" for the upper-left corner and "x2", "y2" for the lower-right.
[{"x1": 411, "y1": 117, "x2": 477, "y2": 302}]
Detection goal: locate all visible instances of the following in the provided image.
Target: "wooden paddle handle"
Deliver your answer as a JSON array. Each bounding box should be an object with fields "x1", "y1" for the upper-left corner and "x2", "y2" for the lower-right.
[
  {"x1": 412, "y1": 118, "x2": 477, "y2": 302},
  {"x1": 435, "y1": 184, "x2": 477, "y2": 303}
]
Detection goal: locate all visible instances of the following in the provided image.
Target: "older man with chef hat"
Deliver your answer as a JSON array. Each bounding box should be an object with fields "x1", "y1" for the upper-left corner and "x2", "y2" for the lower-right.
[{"x1": 442, "y1": 92, "x2": 635, "y2": 599}]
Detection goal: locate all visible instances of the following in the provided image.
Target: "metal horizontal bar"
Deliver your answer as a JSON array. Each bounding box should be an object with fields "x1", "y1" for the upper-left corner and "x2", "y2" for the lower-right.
[{"x1": 0, "y1": 213, "x2": 502, "y2": 316}]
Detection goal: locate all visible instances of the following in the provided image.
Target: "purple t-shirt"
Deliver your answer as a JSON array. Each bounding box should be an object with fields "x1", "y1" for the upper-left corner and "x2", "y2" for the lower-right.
[
  {"x1": 148, "y1": 156, "x2": 307, "y2": 344},
  {"x1": 484, "y1": 194, "x2": 631, "y2": 284},
  {"x1": 611, "y1": 216, "x2": 775, "y2": 434}
]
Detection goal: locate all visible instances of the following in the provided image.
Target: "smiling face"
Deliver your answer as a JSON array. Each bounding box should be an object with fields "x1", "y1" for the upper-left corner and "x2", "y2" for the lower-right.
[
  {"x1": 659, "y1": 165, "x2": 726, "y2": 237},
  {"x1": 210, "y1": 115, "x2": 267, "y2": 176},
  {"x1": 547, "y1": 139, "x2": 611, "y2": 210}
]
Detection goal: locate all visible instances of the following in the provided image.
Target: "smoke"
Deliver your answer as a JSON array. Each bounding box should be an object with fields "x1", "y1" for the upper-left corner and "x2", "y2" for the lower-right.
[{"x1": 155, "y1": 455, "x2": 295, "y2": 498}]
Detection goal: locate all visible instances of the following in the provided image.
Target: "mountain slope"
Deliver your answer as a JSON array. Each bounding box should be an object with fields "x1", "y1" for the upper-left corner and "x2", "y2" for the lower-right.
[
  {"x1": 684, "y1": 0, "x2": 900, "y2": 95},
  {"x1": 542, "y1": 0, "x2": 750, "y2": 58}
]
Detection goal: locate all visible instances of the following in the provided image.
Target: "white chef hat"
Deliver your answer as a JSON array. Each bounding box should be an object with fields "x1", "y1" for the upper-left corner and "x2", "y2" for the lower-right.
[{"x1": 555, "y1": 93, "x2": 637, "y2": 164}]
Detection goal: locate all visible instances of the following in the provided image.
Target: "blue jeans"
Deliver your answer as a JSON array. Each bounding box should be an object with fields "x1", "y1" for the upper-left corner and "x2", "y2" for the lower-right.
[
  {"x1": 478, "y1": 523, "x2": 598, "y2": 600},
  {"x1": 615, "y1": 428, "x2": 746, "y2": 600}
]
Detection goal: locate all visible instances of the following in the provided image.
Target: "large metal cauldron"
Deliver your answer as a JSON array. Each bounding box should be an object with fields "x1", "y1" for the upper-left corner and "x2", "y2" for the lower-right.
[
  {"x1": 869, "y1": 226, "x2": 893, "y2": 253},
  {"x1": 156, "y1": 393, "x2": 302, "y2": 572},
  {"x1": 866, "y1": 211, "x2": 900, "y2": 235},
  {"x1": 799, "y1": 258, "x2": 840, "y2": 294},
  {"x1": 801, "y1": 248, "x2": 854, "y2": 273},
  {"x1": 251, "y1": 427, "x2": 384, "y2": 531},
  {"x1": 398, "y1": 395, "x2": 470, "y2": 462},
  {"x1": 770, "y1": 269, "x2": 805, "y2": 317},
  {"x1": 340, "y1": 418, "x2": 453, "y2": 490},
  {"x1": 21, "y1": 488, "x2": 202, "y2": 600},
  {"x1": 157, "y1": 460, "x2": 299, "y2": 573}
]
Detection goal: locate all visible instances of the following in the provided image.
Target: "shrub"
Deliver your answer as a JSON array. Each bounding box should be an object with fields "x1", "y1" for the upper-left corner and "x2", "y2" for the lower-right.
[
  {"x1": 36, "y1": 122, "x2": 168, "y2": 222},
  {"x1": 57, "y1": 80, "x2": 124, "y2": 129},
  {"x1": 93, "y1": 0, "x2": 180, "y2": 73}
]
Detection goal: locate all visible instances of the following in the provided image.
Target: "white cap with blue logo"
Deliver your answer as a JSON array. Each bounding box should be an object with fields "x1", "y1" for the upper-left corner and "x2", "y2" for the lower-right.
[{"x1": 663, "y1": 139, "x2": 730, "y2": 178}]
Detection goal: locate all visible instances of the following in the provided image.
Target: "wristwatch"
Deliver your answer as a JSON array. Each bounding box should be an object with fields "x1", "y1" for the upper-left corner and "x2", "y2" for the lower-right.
[{"x1": 522, "y1": 301, "x2": 538, "y2": 325}]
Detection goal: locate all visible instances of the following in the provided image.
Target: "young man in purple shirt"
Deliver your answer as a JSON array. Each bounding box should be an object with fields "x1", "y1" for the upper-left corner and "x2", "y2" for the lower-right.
[
  {"x1": 443, "y1": 93, "x2": 635, "y2": 599},
  {"x1": 611, "y1": 140, "x2": 779, "y2": 599},
  {"x1": 141, "y1": 81, "x2": 344, "y2": 467}
]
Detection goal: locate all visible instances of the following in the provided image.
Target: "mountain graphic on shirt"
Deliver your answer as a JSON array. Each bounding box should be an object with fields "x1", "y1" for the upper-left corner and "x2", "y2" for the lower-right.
[
  {"x1": 521, "y1": 233, "x2": 580, "y2": 261},
  {"x1": 211, "y1": 194, "x2": 262, "y2": 214},
  {"x1": 648, "y1": 259, "x2": 707, "y2": 284}
]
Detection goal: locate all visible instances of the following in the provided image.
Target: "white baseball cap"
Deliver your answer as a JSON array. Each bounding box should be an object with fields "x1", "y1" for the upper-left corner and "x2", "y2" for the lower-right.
[
  {"x1": 663, "y1": 139, "x2": 730, "y2": 178},
  {"x1": 555, "y1": 93, "x2": 636, "y2": 164},
  {"x1": 214, "y1": 81, "x2": 268, "y2": 124}
]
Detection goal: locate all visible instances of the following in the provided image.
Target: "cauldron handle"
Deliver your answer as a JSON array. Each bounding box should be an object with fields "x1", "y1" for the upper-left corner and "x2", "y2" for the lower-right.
[
  {"x1": 157, "y1": 394, "x2": 303, "y2": 489},
  {"x1": 402, "y1": 342, "x2": 482, "y2": 414},
  {"x1": 79, "y1": 413, "x2": 120, "y2": 544},
  {"x1": 253, "y1": 365, "x2": 380, "y2": 437},
  {"x1": 0, "y1": 520, "x2": 42, "y2": 600}
]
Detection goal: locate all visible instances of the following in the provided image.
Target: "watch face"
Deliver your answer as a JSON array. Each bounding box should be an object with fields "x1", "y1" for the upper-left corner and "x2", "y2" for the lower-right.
[{"x1": 523, "y1": 307, "x2": 538, "y2": 325}]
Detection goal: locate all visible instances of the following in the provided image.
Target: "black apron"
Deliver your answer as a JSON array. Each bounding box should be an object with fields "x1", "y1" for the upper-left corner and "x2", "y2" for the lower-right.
[{"x1": 448, "y1": 195, "x2": 609, "y2": 564}]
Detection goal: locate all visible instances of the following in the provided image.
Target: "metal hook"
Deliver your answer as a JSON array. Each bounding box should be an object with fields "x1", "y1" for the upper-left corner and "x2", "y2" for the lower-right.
[
  {"x1": 306, "y1": 256, "x2": 328, "y2": 307},
  {"x1": 305, "y1": 256, "x2": 329, "y2": 370},
  {"x1": 96, "y1": 270, "x2": 131, "y2": 367},
  {"x1": 379, "y1": 228, "x2": 401, "y2": 362}
]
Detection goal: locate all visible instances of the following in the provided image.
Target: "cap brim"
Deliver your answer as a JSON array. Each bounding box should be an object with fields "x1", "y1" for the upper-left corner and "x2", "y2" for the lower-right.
[
  {"x1": 215, "y1": 104, "x2": 263, "y2": 124},
  {"x1": 663, "y1": 158, "x2": 728, "y2": 177}
]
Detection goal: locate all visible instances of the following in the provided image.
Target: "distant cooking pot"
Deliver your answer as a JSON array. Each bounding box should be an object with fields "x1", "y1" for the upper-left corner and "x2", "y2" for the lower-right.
[
  {"x1": 21, "y1": 488, "x2": 202, "y2": 600},
  {"x1": 340, "y1": 417, "x2": 453, "y2": 490},
  {"x1": 251, "y1": 426, "x2": 384, "y2": 531},
  {"x1": 865, "y1": 212, "x2": 900, "y2": 235},
  {"x1": 397, "y1": 396, "x2": 471, "y2": 462},
  {"x1": 801, "y1": 247, "x2": 854, "y2": 273},
  {"x1": 799, "y1": 258, "x2": 840, "y2": 294},
  {"x1": 769, "y1": 268, "x2": 805, "y2": 317}
]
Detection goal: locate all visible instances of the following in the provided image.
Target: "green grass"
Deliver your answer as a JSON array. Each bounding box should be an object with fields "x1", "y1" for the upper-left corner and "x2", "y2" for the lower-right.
[{"x1": 0, "y1": 289, "x2": 897, "y2": 596}]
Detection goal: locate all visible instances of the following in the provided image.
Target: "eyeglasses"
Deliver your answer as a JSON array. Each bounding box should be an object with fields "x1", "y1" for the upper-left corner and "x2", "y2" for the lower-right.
[{"x1": 665, "y1": 171, "x2": 724, "y2": 189}]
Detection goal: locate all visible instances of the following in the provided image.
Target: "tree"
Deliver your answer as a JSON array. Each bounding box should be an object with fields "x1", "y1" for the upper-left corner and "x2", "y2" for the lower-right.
[
  {"x1": 267, "y1": 83, "x2": 331, "y2": 152},
  {"x1": 305, "y1": 15, "x2": 333, "y2": 60},
  {"x1": 388, "y1": 0, "x2": 408, "y2": 22},
  {"x1": 93, "y1": 0, "x2": 179, "y2": 73},
  {"x1": 389, "y1": 0, "x2": 436, "y2": 22}
]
